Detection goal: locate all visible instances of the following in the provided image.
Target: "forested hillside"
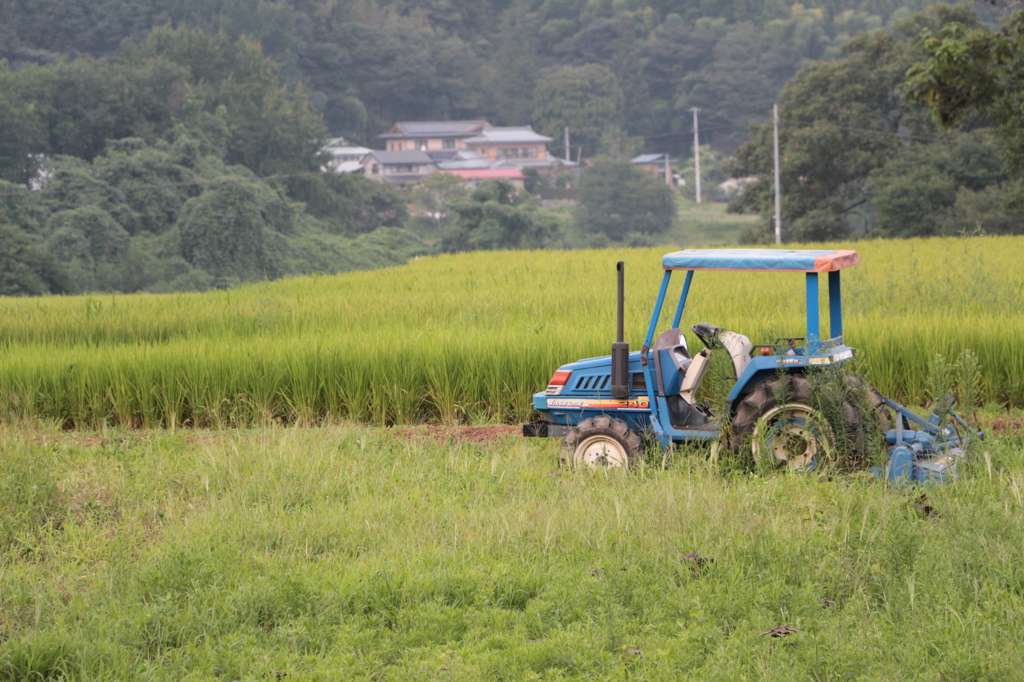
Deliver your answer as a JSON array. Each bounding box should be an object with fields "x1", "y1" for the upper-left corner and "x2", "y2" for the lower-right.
[
  {"x1": 1, "y1": 0, "x2": 940, "y2": 155},
  {"x1": 728, "y1": 2, "x2": 1024, "y2": 241},
  {"x1": 1, "y1": 0, "x2": 1014, "y2": 295},
  {"x1": 0, "y1": 25, "x2": 424, "y2": 295}
]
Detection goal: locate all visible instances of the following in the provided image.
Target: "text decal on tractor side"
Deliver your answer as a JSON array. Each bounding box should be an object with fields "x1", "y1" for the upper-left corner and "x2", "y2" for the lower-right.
[{"x1": 523, "y1": 249, "x2": 981, "y2": 482}]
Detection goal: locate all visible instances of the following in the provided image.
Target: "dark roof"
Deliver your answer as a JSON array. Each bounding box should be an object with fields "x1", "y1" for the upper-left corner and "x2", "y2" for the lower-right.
[
  {"x1": 426, "y1": 150, "x2": 459, "y2": 162},
  {"x1": 379, "y1": 120, "x2": 492, "y2": 139},
  {"x1": 631, "y1": 153, "x2": 677, "y2": 164}
]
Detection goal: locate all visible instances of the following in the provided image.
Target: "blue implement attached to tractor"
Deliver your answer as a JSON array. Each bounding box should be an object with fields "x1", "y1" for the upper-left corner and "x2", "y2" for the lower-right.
[{"x1": 523, "y1": 249, "x2": 981, "y2": 483}]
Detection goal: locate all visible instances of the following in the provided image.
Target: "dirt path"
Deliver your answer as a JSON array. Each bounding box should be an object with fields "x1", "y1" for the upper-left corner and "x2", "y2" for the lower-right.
[
  {"x1": 984, "y1": 416, "x2": 1024, "y2": 436},
  {"x1": 391, "y1": 424, "x2": 521, "y2": 446}
]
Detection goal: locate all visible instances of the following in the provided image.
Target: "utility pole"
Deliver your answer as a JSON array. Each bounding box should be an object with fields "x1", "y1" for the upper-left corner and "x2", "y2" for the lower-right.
[
  {"x1": 773, "y1": 103, "x2": 782, "y2": 245},
  {"x1": 564, "y1": 127, "x2": 570, "y2": 163},
  {"x1": 690, "y1": 107, "x2": 701, "y2": 203},
  {"x1": 664, "y1": 153, "x2": 672, "y2": 186}
]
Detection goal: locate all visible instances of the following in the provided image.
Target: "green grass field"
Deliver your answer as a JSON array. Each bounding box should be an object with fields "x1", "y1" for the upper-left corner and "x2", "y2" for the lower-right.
[
  {"x1": 2, "y1": 422, "x2": 1023, "y2": 680},
  {"x1": 1, "y1": 235, "x2": 1022, "y2": 428},
  {"x1": 671, "y1": 198, "x2": 760, "y2": 246}
]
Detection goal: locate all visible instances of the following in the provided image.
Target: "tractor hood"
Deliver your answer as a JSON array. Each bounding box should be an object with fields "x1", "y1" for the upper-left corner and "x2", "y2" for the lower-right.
[
  {"x1": 535, "y1": 351, "x2": 647, "y2": 405},
  {"x1": 554, "y1": 350, "x2": 648, "y2": 376}
]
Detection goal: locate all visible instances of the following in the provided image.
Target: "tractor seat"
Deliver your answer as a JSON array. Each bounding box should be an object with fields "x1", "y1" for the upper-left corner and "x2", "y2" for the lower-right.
[
  {"x1": 652, "y1": 328, "x2": 690, "y2": 370},
  {"x1": 651, "y1": 328, "x2": 692, "y2": 396}
]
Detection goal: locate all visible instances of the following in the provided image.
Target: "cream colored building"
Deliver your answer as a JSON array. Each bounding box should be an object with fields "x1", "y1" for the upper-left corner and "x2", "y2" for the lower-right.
[
  {"x1": 463, "y1": 127, "x2": 553, "y2": 164},
  {"x1": 379, "y1": 121, "x2": 491, "y2": 152},
  {"x1": 360, "y1": 150, "x2": 436, "y2": 186}
]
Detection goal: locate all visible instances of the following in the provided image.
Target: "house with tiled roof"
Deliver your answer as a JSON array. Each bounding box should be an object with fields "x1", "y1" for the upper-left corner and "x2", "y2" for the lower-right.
[
  {"x1": 379, "y1": 121, "x2": 492, "y2": 152},
  {"x1": 463, "y1": 127, "x2": 553, "y2": 166},
  {"x1": 631, "y1": 153, "x2": 676, "y2": 176},
  {"x1": 360, "y1": 150, "x2": 437, "y2": 186},
  {"x1": 322, "y1": 137, "x2": 372, "y2": 173},
  {"x1": 370, "y1": 121, "x2": 576, "y2": 185}
]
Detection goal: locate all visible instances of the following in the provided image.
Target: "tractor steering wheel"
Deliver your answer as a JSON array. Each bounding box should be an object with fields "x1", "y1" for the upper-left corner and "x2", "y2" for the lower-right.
[{"x1": 691, "y1": 322, "x2": 721, "y2": 349}]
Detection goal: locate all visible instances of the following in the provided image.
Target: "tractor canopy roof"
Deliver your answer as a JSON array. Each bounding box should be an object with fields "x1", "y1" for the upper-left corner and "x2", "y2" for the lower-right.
[{"x1": 661, "y1": 249, "x2": 859, "y2": 273}]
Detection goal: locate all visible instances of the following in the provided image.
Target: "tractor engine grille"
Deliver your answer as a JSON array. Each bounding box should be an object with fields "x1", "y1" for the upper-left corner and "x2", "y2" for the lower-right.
[{"x1": 572, "y1": 375, "x2": 610, "y2": 392}]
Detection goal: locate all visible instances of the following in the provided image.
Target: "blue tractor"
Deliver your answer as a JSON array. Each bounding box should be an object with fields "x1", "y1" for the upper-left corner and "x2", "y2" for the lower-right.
[{"x1": 524, "y1": 249, "x2": 979, "y2": 483}]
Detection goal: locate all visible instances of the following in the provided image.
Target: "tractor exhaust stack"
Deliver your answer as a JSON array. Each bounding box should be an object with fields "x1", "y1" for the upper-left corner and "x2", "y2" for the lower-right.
[{"x1": 611, "y1": 261, "x2": 629, "y2": 398}]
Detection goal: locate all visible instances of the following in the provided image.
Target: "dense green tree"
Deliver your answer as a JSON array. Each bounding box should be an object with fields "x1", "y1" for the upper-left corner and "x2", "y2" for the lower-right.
[
  {"x1": 46, "y1": 206, "x2": 132, "y2": 291},
  {"x1": 441, "y1": 180, "x2": 553, "y2": 252},
  {"x1": 123, "y1": 26, "x2": 327, "y2": 175},
  {"x1": 0, "y1": 26, "x2": 326, "y2": 176},
  {"x1": 867, "y1": 131, "x2": 1007, "y2": 237},
  {"x1": 869, "y1": 157, "x2": 957, "y2": 238},
  {"x1": 0, "y1": 69, "x2": 46, "y2": 184},
  {"x1": 485, "y1": 6, "x2": 543, "y2": 127},
  {"x1": 0, "y1": 180, "x2": 47, "y2": 235},
  {"x1": 376, "y1": 0, "x2": 500, "y2": 39},
  {"x1": 677, "y1": 21, "x2": 798, "y2": 152},
  {"x1": 37, "y1": 157, "x2": 144, "y2": 236},
  {"x1": 349, "y1": 16, "x2": 485, "y2": 132},
  {"x1": 532, "y1": 64, "x2": 625, "y2": 151},
  {"x1": 408, "y1": 173, "x2": 468, "y2": 231},
  {"x1": 0, "y1": 133, "x2": 425, "y2": 294},
  {"x1": 4, "y1": 55, "x2": 187, "y2": 163},
  {"x1": 564, "y1": 15, "x2": 656, "y2": 141},
  {"x1": 938, "y1": 183, "x2": 1024, "y2": 234},
  {"x1": 905, "y1": 9, "x2": 1024, "y2": 209},
  {"x1": 640, "y1": 15, "x2": 719, "y2": 142},
  {"x1": 177, "y1": 180, "x2": 292, "y2": 285},
  {"x1": 90, "y1": 138, "x2": 201, "y2": 235},
  {"x1": 727, "y1": 4, "x2": 983, "y2": 241},
  {"x1": 575, "y1": 158, "x2": 676, "y2": 241},
  {"x1": 283, "y1": 173, "x2": 408, "y2": 236},
  {"x1": 0, "y1": 224, "x2": 67, "y2": 295}
]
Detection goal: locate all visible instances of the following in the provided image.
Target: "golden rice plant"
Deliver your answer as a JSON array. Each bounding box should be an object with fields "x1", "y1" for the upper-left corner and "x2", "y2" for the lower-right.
[{"x1": 0, "y1": 235, "x2": 1021, "y2": 426}]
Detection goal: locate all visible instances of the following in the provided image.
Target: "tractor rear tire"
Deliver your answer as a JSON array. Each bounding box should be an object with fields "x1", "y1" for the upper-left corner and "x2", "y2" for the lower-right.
[
  {"x1": 845, "y1": 373, "x2": 893, "y2": 434},
  {"x1": 732, "y1": 374, "x2": 888, "y2": 470},
  {"x1": 563, "y1": 415, "x2": 642, "y2": 469}
]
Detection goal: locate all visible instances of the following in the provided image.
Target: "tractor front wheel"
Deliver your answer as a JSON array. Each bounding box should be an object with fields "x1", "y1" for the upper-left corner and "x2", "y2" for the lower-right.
[{"x1": 563, "y1": 415, "x2": 642, "y2": 468}]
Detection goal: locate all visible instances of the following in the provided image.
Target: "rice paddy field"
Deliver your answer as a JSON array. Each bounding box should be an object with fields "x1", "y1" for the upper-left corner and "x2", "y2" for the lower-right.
[{"x1": 0, "y1": 235, "x2": 1022, "y2": 428}]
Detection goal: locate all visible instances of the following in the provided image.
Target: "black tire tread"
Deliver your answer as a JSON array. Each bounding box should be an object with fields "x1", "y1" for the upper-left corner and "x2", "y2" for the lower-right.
[
  {"x1": 731, "y1": 373, "x2": 890, "y2": 465},
  {"x1": 563, "y1": 416, "x2": 642, "y2": 466}
]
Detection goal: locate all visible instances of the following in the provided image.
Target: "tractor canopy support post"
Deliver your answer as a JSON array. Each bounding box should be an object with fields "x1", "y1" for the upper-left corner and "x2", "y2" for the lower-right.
[
  {"x1": 805, "y1": 272, "x2": 820, "y2": 345},
  {"x1": 643, "y1": 270, "x2": 673, "y2": 437},
  {"x1": 828, "y1": 270, "x2": 842, "y2": 339},
  {"x1": 645, "y1": 271, "x2": 673, "y2": 350},
  {"x1": 671, "y1": 270, "x2": 694, "y2": 330}
]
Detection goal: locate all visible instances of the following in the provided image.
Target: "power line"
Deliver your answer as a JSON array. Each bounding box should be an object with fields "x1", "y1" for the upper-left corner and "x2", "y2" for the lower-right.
[{"x1": 776, "y1": 118, "x2": 959, "y2": 144}]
